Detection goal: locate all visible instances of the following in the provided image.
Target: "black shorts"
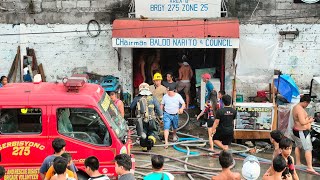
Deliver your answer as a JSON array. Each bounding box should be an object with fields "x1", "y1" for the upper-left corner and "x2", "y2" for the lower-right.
[
  {"x1": 207, "y1": 119, "x2": 214, "y2": 128},
  {"x1": 212, "y1": 131, "x2": 233, "y2": 145}
]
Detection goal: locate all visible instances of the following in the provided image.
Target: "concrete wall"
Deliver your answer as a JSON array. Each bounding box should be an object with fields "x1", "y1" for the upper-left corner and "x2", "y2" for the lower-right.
[
  {"x1": 235, "y1": 23, "x2": 320, "y2": 101},
  {"x1": 0, "y1": 0, "x2": 319, "y2": 99},
  {"x1": 0, "y1": 0, "x2": 130, "y2": 24},
  {"x1": 229, "y1": 0, "x2": 320, "y2": 24},
  {"x1": 0, "y1": 24, "x2": 133, "y2": 93},
  {"x1": 222, "y1": 0, "x2": 320, "y2": 100},
  {"x1": 0, "y1": 0, "x2": 134, "y2": 93}
]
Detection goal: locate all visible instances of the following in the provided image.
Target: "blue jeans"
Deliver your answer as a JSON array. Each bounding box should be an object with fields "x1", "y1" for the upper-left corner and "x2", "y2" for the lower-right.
[{"x1": 163, "y1": 112, "x2": 179, "y2": 130}]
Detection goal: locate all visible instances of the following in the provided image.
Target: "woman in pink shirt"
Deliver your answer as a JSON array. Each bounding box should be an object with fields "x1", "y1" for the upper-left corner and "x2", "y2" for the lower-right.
[{"x1": 109, "y1": 91, "x2": 124, "y2": 118}]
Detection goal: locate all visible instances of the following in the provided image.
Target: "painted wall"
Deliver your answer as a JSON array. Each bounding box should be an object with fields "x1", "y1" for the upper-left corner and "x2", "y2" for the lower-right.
[
  {"x1": 234, "y1": 24, "x2": 320, "y2": 101},
  {"x1": 1, "y1": 0, "x2": 319, "y2": 99},
  {"x1": 224, "y1": 0, "x2": 320, "y2": 101},
  {"x1": 0, "y1": 24, "x2": 133, "y2": 93},
  {"x1": 0, "y1": 0, "x2": 133, "y2": 93},
  {"x1": 229, "y1": 0, "x2": 320, "y2": 24},
  {"x1": 0, "y1": 0, "x2": 130, "y2": 24}
]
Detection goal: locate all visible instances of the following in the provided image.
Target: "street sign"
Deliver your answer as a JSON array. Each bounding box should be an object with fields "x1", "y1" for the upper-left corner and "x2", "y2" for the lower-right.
[
  {"x1": 135, "y1": 0, "x2": 221, "y2": 19},
  {"x1": 112, "y1": 38, "x2": 239, "y2": 48}
]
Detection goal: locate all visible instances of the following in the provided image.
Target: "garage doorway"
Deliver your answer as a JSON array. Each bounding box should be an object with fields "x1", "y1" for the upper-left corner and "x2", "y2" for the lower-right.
[{"x1": 132, "y1": 48, "x2": 225, "y2": 107}]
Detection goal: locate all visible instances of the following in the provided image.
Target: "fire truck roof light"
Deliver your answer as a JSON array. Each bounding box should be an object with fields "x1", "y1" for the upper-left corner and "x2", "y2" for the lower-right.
[{"x1": 63, "y1": 75, "x2": 88, "y2": 92}]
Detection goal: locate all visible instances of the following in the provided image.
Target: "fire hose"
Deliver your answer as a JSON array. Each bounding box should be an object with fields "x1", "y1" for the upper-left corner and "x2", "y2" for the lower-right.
[{"x1": 129, "y1": 111, "x2": 320, "y2": 179}]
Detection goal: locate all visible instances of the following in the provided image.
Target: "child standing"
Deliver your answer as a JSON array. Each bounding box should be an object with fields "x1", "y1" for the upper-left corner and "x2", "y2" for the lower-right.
[
  {"x1": 265, "y1": 138, "x2": 298, "y2": 180},
  {"x1": 263, "y1": 155, "x2": 291, "y2": 180},
  {"x1": 217, "y1": 90, "x2": 226, "y2": 109},
  {"x1": 211, "y1": 151, "x2": 241, "y2": 180},
  {"x1": 270, "y1": 130, "x2": 284, "y2": 159},
  {"x1": 50, "y1": 157, "x2": 76, "y2": 180},
  {"x1": 197, "y1": 100, "x2": 215, "y2": 151},
  {"x1": 279, "y1": 138, "x2": 299, "y2": 180},
  {"x1": 45, "y1": 153, "x2": 75, "y2": 180}
]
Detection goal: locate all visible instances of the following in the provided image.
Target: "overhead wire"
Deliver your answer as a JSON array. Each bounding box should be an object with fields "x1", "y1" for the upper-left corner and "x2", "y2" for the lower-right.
[
  {"x1": 250, "y1": 0, "x2": 261, "y2": 19},
  {"x1": 0, "y1": 15, "x2": 318, "y2": 37}
]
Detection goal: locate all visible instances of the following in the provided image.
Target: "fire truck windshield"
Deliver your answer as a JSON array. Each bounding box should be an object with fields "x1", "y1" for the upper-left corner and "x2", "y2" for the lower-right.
[{"x1": 99, "y1": 92, "x2": 128, "y2": 141}]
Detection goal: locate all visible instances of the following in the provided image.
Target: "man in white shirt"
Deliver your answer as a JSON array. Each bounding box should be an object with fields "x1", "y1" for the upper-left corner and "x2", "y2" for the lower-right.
[{"x1": 161, "y1": 86, "x2": 185, "y2": 149}]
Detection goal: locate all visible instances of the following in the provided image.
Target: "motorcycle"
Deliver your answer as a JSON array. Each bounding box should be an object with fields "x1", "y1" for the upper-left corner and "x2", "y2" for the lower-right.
[
  {"x1": 310, "y1": 76, "x2": 320, "y2": 164},
  {"x1": 311, "y1": 122, "x2": 320, "y2": 165}
]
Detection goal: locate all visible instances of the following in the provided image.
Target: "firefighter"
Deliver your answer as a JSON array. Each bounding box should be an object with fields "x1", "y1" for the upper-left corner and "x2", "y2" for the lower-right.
[
  {"x1": 149, "y1": 73, "x2": 167, "y2": 104},
  {"x1": 130, "y1": 83, "x2": 163, "y2": 151}
]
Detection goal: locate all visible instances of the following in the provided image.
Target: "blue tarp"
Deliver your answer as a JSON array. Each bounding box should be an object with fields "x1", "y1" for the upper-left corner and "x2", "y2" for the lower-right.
[{"x1": 274, "y1": 75, "x2": 300, "y2": 103}]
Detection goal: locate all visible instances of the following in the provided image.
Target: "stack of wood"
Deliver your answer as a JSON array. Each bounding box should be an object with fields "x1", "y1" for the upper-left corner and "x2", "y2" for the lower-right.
[
  {"x1": 7, "y1": 46, "x2": 22, "y2": 83},
  {"x1": 7, "y1": 47, "x2": 46, "y2": 83},
  {"x1": 25, "y1": 47, "x2": 46, "y2": 82}
]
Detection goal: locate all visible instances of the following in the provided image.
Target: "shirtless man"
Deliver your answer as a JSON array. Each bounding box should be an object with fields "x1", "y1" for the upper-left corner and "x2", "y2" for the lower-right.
[
  {"x1": 211, "y1": 151, "x2": 241, "y2": 180},
  {"x1": 176, "y1": 61, "x2": 193, "y2": 109},
  {"x1": 291, "y1": 95, "x2": 316, "y2": 173}
]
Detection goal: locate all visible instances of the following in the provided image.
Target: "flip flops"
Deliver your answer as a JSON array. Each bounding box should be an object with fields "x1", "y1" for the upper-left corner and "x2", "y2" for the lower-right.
[{"x1": 306, "y1": 169, "x2": 320, "y2": 175}]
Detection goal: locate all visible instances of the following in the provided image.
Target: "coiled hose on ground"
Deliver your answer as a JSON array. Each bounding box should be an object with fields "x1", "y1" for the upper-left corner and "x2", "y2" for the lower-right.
[{"x1": 130, "y1": 110, "x2": 320, "y2": 179}]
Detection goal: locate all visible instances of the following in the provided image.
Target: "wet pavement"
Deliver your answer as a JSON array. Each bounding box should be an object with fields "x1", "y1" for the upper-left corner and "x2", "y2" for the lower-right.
[{"x1": 131, "y1": 109, "x2": 320, "y2": 180}]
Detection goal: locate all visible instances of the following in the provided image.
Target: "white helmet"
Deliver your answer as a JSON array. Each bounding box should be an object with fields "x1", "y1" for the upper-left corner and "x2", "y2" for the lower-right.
[
  {"x1": 242, "y1": 155, "x2": 260, "y2": 180},
  {"x1": 138, "y1": 83, "x2": 152, "y2": 96}
]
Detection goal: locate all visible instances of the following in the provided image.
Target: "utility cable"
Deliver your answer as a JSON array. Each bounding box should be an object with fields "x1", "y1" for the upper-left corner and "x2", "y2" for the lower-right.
[
  {"x1": 184, "y1": 146, "x2": 195, "y2": 180},
  {"x1": 132, "y1": 151, "x2": 222, "y2": 171},
  {"x1": 0, "y1": 15, "x2": 319, "y2": 37},
  {"x1": 250, "y1": 0, "x2": 261, "y2": 19}
]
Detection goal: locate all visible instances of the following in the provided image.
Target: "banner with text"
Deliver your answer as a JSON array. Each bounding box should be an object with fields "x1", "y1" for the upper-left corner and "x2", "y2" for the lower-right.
[
  {"x1": 112, "y1": 38, "x2": 239, "y2": 48},
  {"x1": 235, "y1": 103, "x2": 274, "y2": 132},
  {"x1": 135, "y1": 0, "x2": 221, "y2": 18}
]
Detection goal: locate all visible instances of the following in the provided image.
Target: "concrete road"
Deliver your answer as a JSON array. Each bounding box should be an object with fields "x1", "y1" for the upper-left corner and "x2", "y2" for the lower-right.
[{"x1": 131, "y1": 109, "x2": 320, "y2": 180}]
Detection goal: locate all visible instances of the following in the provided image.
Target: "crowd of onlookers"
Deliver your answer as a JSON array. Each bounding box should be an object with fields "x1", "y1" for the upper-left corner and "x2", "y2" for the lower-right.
[
  {"x1": 0, "y1": 127, "x2": 315, "y2": 179},
  {"x1": 1, "y1": 55, "x2": 318, "y2": 180}
]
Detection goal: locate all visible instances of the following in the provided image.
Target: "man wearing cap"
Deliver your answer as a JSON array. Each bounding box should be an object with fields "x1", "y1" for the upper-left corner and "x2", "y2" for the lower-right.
[
  {"x1": 202, "y1": 73, "x2": 217, "y2": 116},
  {"x1": 202, "y1": 73, "x2": 216, "y2": 101},
  {"x1": 161, "y1": 85, "x2": 185, "y2": 148},
  {"x1": 176, "y1": 60, "x2": 193, "y2": 109},
  {"x1": 149, "y1": 73, "x2": 167, "y2": 104},
  {"x1": 130, "y1": 83, "x2": 163, "y2": 151}
]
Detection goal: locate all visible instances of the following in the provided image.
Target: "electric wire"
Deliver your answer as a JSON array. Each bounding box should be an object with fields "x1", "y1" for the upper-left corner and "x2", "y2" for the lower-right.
[
  {"x1": 130, "y1": 106, "x2": 320, "y2": 178},
  {"x1": 87, "y1": 20, "x2": 101, "y2": 38},
  {"x1": 250, "y1": 0, "x2": 261, "y2": 19},
  {"x1": 132, "y1": 151, "x2": 222, "y2": 171},
  {"x1": 0, "y1": 15, "x2": 319, "y2": 37},
  {"x1": 135, "y1": 166, "x2": 218, "y2": 176}
]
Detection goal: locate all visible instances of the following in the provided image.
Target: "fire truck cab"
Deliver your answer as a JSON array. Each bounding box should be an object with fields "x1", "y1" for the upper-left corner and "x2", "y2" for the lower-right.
[{"x1": 0, "y1": 76, "x2": 132, "y2": 180}]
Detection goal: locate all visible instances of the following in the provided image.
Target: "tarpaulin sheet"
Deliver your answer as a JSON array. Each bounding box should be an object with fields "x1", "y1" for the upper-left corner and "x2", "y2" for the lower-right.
[
  {"x1": 235, "y1": 37, "x2": 278, "y2": 83},
  {"x1": 278, "y1": 105, "x2": 291, "y2": 133}
]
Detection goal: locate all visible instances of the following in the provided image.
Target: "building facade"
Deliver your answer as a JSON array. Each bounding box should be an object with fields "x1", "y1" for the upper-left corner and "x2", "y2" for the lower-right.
[{"x1": 0, "y1": 0, "x2": 319, "y2": 100}]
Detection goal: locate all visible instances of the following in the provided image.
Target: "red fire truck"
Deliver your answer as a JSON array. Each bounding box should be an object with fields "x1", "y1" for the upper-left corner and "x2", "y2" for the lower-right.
[{"x1": 0, "y1": 76, "x2": 133, "y2": 180}]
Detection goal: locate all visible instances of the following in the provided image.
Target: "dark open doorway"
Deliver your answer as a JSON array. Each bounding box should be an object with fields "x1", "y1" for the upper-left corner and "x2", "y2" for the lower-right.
[{"x1": 132, "y1": 48, "x2": 225, "y2": 105}]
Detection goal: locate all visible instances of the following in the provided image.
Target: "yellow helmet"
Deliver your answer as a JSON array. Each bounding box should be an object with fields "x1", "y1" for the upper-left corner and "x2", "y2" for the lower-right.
[{"x1": 153, "y1": 73, "x2": 162, "y2": 81}]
